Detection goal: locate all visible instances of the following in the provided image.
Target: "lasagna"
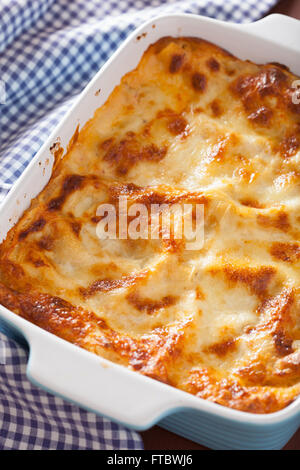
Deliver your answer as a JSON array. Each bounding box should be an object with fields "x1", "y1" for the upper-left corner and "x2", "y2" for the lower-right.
[{"x1": 1, "y1": 37, "x2": 300, "y2": 413}]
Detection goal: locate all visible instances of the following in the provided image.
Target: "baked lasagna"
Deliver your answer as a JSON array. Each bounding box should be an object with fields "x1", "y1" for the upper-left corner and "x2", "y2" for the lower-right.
[{"x1": 1, "y1": 37, "x2": 300, "y2": 413}]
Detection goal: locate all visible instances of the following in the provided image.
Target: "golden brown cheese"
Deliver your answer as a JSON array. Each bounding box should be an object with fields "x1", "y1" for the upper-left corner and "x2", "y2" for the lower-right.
[{"x1": 1, "y1": 37, "x2": 300, "y2": 413}]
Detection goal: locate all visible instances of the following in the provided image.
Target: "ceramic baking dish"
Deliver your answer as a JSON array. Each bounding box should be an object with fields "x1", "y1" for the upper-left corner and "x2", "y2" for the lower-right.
[{"x1": 0, "y1": 13, "x2": 300, "y2": 450}]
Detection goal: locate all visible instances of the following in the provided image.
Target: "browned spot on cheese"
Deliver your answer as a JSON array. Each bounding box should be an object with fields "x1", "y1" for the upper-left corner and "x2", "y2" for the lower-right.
[
  {"x1": 257, "y1": 212, "x2": 290, "y2": 232},
  {"x1": 255, "y1": 289, "x2": 295, "y2": 358},
  {"x1": 240, "y1": 198, "x2": 264, "y2": 209},
  {"x1": 206, "y1": 57, "x2": 220, "y2": 72},
  {"x1": 101, "y1": 137, "x2": 115, "y2": 151},
  {"x1": 38, "y1": 236, "x2": 54, "y2": 251},
  {"x1": 210, "y1": 99, "x2": 223, "y2": 117},
  {"x1": 257, "y1": 288, "x2": 293, "y2": 321},
  {"x1": 273, "y1": 330, "x2": 293, "y2": 357},
  {"x1": 233, "y1": 67, "x2": 287, "y2": 100},
  {"x1": 90, "y1": 216, "x2": 101, "y2": 224},
  {"x1": 195, "y1": 286, "x2": 205, "y2": 300},
  {"x1": 127, "y1": 292, "x2": 177, "y2": 314},
  {"x1": 29, "y1": 257, "x2": 47, "y2": 268},
  {"x1": 169, "y1": 54, "x2": 184, "y2": 73},
  {"x1": 80, "y1": 278, "x2": 127, "y2": 297},
  {"x1": 226, "y1": 68, "x2": 235, "y2": 77},
  {"x1": 194, "y1": 106, "x2": 203, "y2": 113},
  {"x1": 115, "y1": 186, "x2": 207, "y2": 209},
  {"x1": 191, "y1": 72, "x2": 207, "y2": 92},
  {"x1": 270, "y1": 242, "x2": 300, "y2": 263},
  {"x1": 259, "y1": 67, "x2": 287, "y2": 95},
  {"x1": 247, "y1": 106, "x2": 273, "y2": 126},
  {"x1": 205, "y1": 338, "x2": 237, "y2": 357},
  {"x1": 102, "y1": 133, "x2": 167, "y2": 175},
  {"x1": 19, "y1": 217, "x2": 46, "y2": 240},
  {"x1": 167, "y1": 115, "x2": 188, "y2": 135},
  {"x1": 231, "y1": 66, "x2": 289, "y2": 123},
  {"x1": 71, "y1": 221, "x2": 81, "y2": 237},
  {"x1": 223, "y1": 265, "x2": 275, "y2": 298},
  {"x1": 136, "y1": 191, "x2": 170, "y2": 207},
  {"x1": 80, "y1": 272, "x2": 147, "y2": 298},
  {"x1": 48, "y1": 174, "x2": 85, "y2": 211}
]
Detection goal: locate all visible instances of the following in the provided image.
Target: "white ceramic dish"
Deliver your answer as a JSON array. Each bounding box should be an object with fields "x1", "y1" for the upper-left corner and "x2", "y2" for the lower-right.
[{"x1": 1, "y1": 13, "x2": 300, "y2": 450}]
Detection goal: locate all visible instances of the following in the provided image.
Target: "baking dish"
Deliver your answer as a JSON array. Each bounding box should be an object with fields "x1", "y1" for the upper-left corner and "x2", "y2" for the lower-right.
[{"x1": 0, "y1": 13, "x2": 300, "y2": 450}]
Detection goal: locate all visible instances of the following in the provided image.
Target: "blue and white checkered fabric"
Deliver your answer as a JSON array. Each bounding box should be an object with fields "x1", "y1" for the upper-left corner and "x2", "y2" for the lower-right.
[
  {"x1": 0, "y1": 331, "x2": 143, "y2": 449},
  {"x1": 0, "y1": 0, "x2": 278, "y2": 450}
]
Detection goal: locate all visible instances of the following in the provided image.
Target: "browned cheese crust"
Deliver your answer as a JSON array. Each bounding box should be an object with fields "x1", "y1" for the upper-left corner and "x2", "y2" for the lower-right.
[{"x1": 1, "y1": 37, "x2": 300, "y2": 413}]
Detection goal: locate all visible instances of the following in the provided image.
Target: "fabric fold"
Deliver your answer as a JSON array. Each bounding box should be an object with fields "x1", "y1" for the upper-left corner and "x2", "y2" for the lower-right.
[{"x1": 0, "y1": 0, "x2": 56, "y2": 53}]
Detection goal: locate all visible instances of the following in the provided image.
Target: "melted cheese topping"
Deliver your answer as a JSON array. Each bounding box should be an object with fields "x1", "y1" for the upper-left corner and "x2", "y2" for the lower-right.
[{"x1": 1, "y1": 37, "x2": 300, "y2": 413}]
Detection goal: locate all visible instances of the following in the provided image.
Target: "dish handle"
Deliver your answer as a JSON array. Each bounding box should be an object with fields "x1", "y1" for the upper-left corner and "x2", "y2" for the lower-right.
[
  {"x1": 241, "y1": 14, "x2": 300, "y2": 49},
  {"x1": 25, "y1": 324, "x2": 185, "y2": 430}
]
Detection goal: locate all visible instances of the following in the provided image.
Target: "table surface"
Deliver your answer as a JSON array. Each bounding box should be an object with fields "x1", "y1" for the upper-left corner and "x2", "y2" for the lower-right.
[{"x1": 142, "y1": 0, "x2": 300, "y2": 451}]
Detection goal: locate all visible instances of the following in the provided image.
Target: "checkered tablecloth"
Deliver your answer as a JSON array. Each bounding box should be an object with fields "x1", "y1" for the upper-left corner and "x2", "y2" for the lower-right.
[
  {"x1": 0, "y1": 0, "x2": 278, "y2": 451},
  {"x1": 0, "y1": 330, "x2": 143, "y2": 450}
]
